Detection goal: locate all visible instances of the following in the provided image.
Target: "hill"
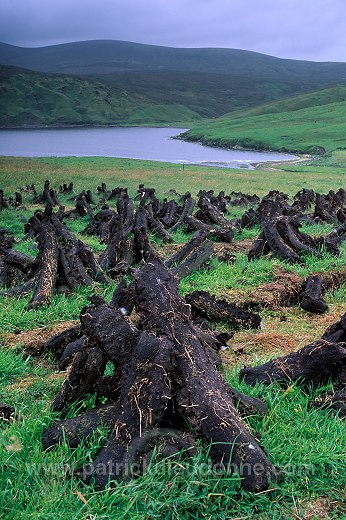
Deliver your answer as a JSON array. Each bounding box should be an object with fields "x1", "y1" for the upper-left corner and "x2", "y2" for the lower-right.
[
  {"x1": 0, "y1": 64, "x2": 316, "y2": 127},
  {"x1": 2, "y1": 40, "x2": 346, "y2": 128},
  {"x1": 91, "y1": 69, "x2": 309, "y2": 118},
  {"x1": 0, "y1": 66, "x2": 201, "y2": 127},
  {"x1": 1, "y1": 40, "x2": 346, "y2": 84},
  {"x1": 181, "y1": 85, "x2": 346, "y2": 155}
]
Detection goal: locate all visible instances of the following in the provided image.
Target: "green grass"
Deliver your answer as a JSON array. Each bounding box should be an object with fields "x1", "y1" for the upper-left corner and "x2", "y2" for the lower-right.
[
  {"x1": 0, "y1": 156, "x2": 345, "y2": 200},
  {"x1": 0, "y1": 156, "x2": 345, "y2": 519},
  {"x1": 183, "y1": 84, "x2": 346, "y2": 155},
  {"x1": 326, "y1": 284, "x2": 346, "y2": 305},
  {"x1": 0, "y1": 283, "x2": 116, "y2": 333},
  {"x1": 179, "y1": 255, "x2": 275, "y2": 297},
  {"x1": 278, "y1": 242, "x2": 346, "y2": 278},
  {"x1": 1, "y1": 345, "x2": 345, "y2": 519},
  {"x1": 0, "y1": 208, "x2": 32, "y2": 237},
  {"x1": 316, "y1": 149, "x2": 346, "y2": 168},
  {"x1": 14, "y1": 238, "x2": 38, "y2": 257},
  {"x1": 0, "y1": 348, "x2": 32, "y2": 384}
]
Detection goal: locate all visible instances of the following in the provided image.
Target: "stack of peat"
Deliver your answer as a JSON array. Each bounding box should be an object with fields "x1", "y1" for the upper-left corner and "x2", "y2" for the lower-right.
[
  {"x1": 1, "y1": 180, "x2": 345, "y2": 495},
  {"x1": 247, "y1": 190, "x2": 346, "y2": 262},
  {"x1": 42, "y1": 256, "x2": 276, "y2": 491},
  {"x1": 0, "y1": 204, "x2": 108, "y2": 309},
  {"x1": 240, "y1": 313, "x2": 346, "y2": 417}
]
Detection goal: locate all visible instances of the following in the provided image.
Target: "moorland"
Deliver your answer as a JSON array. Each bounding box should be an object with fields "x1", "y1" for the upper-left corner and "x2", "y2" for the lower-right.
[
  {"x1": 2, "y1": 39, "x2": 346, "y2": 127},
  {"x1": 0, "y1": 39, "x2": 345, "y2": 520}
]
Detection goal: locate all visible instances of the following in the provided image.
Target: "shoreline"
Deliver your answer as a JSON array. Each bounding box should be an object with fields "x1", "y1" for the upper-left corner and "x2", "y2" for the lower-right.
[
  {"x1": 0, "y1": 154, "x2": 309, "y2": 171},
  {"x1": 0, "y1": 123, "x2": 192, "y2": 130},
  {"x1": 176, "y1": 132, "x2": 313, "y2": 165},
  {"x1": 253, "y1": 153, "x2": 313, "y2": 169}
]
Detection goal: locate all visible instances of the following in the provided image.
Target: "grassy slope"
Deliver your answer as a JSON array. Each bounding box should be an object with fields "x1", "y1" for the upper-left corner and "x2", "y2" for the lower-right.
[
  {"x1": 94, "y1": 70, "x2": 309, "y2": 119},
  {"x1": 183, "y1": 85, "x2": 346, "y2": 155},
  {"x1": 0, "y1": 157, "x2": 345, "y2": 519},
  {"x1": 3, "y1": 40, "x2": 346, "y2": 130},
  {"x1": 0, "y1": 66, "x2": 202, "y2": 127},
  {"x1": 0, "y1": 64, "x2": 314, "y2": 127},
  {"x1": 3, "y1": 41, "x2": 346, "y2": 127}
]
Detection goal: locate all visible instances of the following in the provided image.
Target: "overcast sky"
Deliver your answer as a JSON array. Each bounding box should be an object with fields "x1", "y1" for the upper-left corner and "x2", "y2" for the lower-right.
[{"x1": 1, "y1": 0, "x2": 346, "y2": 62}]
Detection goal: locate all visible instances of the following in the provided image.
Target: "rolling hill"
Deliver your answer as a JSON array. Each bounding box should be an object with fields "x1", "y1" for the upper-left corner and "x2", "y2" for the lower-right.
[
  {"x1": 181, "y1": 85, "x2": 346, "y2": 155},
  {"x1": 1, "y1": 40, "x2": 346, "y2": 128},
  {"x1": 0, "y1": 66, "x2": 201, "y2": 127},
  {"x1": 0, "y1": 64, "x2": 316, "y2": 127},
  {"x1": 90, "y1": 69, "x2": 309, "y2": 118},
  {"x1": 1, "y1": 40, "x2": 346, "y2": 83}
]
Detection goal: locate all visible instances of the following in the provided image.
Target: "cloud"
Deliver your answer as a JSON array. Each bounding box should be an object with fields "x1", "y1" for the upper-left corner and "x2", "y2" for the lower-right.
[{"x1": 0, "y1": 0, "x2": 345, "y2": 61}]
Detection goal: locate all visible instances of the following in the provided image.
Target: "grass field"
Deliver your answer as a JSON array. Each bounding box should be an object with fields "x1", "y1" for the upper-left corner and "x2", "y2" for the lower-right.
[
  {"x1": 0, "y1": 154, "x2": 345, "y2": 198},
  {"x1": 0, "y1": 155, "x2": 345, "y2": 519},
  {"x1": 183, "y1": 85, "x2": 346, "y2": 155}
]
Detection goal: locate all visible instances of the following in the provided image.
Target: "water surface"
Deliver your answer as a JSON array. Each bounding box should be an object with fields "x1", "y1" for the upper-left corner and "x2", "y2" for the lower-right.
[{"x1": 0, "y1": 127, "x2": 296, "y2": 168}]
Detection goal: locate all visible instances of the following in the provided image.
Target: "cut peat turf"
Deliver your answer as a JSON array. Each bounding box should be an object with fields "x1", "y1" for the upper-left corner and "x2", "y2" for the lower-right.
[{"x1": 0, "y1": 173, "x2": 345, "y2": 519}]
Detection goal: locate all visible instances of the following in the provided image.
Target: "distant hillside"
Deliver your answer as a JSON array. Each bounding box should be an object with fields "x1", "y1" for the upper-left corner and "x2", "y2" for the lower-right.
[
  {"x1": 0, "y1": 65, "x2": 314, "y2": 127},
  {"x1": 1, "y1": 40, "x2": 346, "y2": 85},
  {"x1": 92, "y1": 70, "x2": 308, "y2": 118},
  {"x1": 2, "y1": 40, "x2": 346, "y2": 128},
  {"x1": 0, "y1": 66, "x2": 201, "y2": 127},
  {"x1": 182, "y1": 85, "x2": 346, "y2": 155}
]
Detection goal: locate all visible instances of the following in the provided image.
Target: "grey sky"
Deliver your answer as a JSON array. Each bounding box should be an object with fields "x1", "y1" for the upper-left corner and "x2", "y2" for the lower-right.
[{"x1": 1, "y1": 0, "x2": 346, "y2": 62}]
